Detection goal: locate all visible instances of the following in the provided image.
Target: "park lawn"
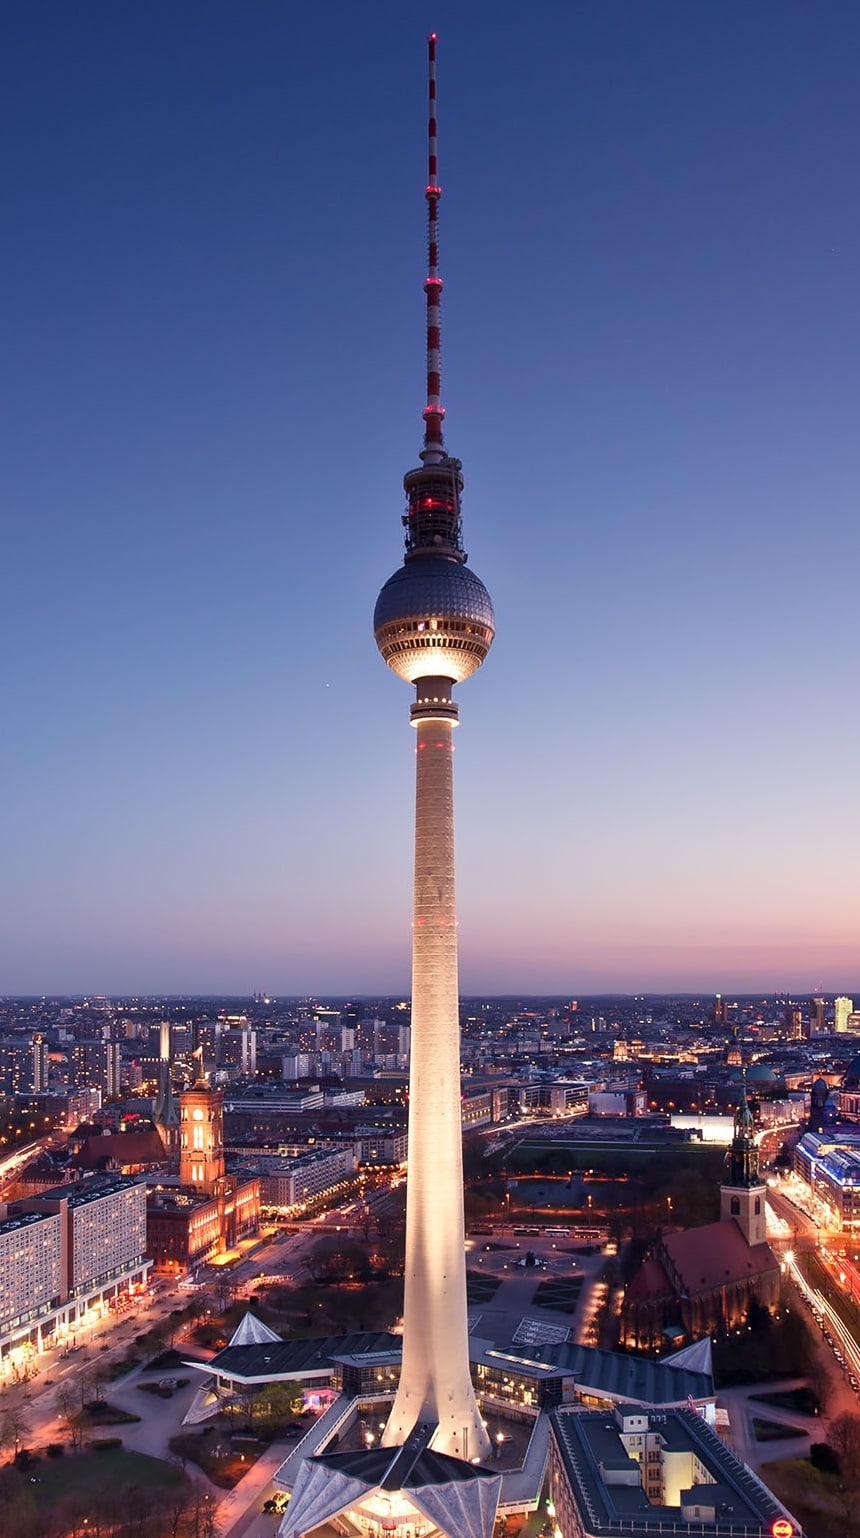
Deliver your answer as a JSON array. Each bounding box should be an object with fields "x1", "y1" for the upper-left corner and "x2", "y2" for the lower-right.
[
  {"x1": 33, "y1": 1448, "x2": 187, "y2": 1508},
  {"x1": 751, "y1": 1417, "x2": 802, "y2": 1442},
  {"x1": 751, "y1": 1386, "x2": 821, "y2": 1415},
  {"x1": 760, "y1": 1456, "x2": 853, "y2": 1538}
]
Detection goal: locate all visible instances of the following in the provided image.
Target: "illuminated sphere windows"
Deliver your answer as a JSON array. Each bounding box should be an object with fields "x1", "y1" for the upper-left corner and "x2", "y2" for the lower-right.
[{"x1": 374, "y1": 556, "x2": 494, "y2": 684}]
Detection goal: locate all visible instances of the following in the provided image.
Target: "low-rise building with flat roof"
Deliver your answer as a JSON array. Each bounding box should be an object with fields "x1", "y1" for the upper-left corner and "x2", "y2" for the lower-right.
[{"x1": 548, "y1": 1405, "x2": 799, "y2": 1538}]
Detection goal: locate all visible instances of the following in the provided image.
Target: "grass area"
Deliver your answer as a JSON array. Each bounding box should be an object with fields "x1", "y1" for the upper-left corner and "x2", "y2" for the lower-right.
[
  {"x1": 248, "y1": 1275, "x2": 403, "y2": 1336},
  {"x1": 466, "y1": 1271, "x2": 501, "y2": 1304},
  {"x1": 33, "y1": 1447, "x2": 187, "y2": 1506},
  {"x1": 752, "y1": 1386, "x2": 821, "y2": 1415},
  {"x1": 533, "y1": 1278, "x2": 583, "y2": 1310},
  {"x1": 76, "y1": 1399, "x2": 141, "y2": 1426},
  {"x1": 752, "y1": 1417, "x2": 803, "y2": 1443},
  {"x1": 761, "y1": 1455, "x2": 858, "y2": 1538},
  {"x1": 103, "y1": 1350, "x2": 143, "y2": 1380}
]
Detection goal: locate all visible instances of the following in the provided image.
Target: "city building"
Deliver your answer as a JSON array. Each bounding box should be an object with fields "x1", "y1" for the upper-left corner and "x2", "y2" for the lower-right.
[
  {"x1": 547, "y1": 1405, "x2": 798, "y2": 1538},
  {"x1": 9, "y1": 1086, "x2": 101, "y2": 1133},
  {"x1": 792, "y1": 1126, "x2": 860, "y2": 1232},
  {"x1": 0, "y1": 1034, "x2": 47, "y2": 1094},
  {"x1": 835, "y1": 995, "x2": 854, "y2": 1034},
  {"x1": 810, "y1": 996, "x2": 827, "y2": 1036},
  {"x1": 70, "y1": 1038, "x2": 121, "y2": 1098},
  {"x1": 240, "y1": 1145, "x2": 356, "y2": 1211},
  {"x1": 2, "y1": 1174, "x2": 151, "y2": 1373},
  {"x1": 146, "y1": 1070, "x2": 259, "y2": 1275}
]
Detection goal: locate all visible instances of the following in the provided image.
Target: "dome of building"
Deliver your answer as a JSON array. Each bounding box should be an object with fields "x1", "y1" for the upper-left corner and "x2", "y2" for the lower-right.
[
  {"x1": 843, "y1": 1056, "x2": 860, "y2": 1089},
  {"x1": 374, "y1": 556, "x2": 494, "y2": 683},
  {"x1": 746, "y1": 1064, "x2": 778, "y2": 1084}
]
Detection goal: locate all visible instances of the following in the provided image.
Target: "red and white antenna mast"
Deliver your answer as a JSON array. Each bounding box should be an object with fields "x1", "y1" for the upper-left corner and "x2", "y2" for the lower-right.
[
  {"x1": 421, "y1": 31, "x2": 445, "y2": 464},
  {"x1": 401, "y1": 33, "x2": 465, "y2": 560}
]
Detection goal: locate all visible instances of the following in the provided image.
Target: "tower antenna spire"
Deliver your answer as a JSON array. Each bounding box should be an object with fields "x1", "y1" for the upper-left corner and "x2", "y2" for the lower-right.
[
  {"x1": 422, "y1": 31, "x2": 445, "y2": 463},
  {"x1": 399, "y1": 34, "x2": 465, "y2": 560}
]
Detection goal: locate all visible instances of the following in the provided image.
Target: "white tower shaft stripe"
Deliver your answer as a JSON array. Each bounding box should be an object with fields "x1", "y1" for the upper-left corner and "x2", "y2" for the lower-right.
[{"x1": 382, "y1": 712, "x2": 490, "y2": 1460}]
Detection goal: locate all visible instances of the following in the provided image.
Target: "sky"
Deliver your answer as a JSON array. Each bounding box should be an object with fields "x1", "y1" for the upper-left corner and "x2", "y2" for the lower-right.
[{"x1": 2, "y1": 1, "x2": 859, "y2": 997}]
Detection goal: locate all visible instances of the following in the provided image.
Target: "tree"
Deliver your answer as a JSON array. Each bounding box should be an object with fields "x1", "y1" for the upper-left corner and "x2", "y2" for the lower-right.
[
  {"x1": 55, "y1": 1382, "x2": 85, "y2": 1453},
  {"x1": 255, "y1": 1382, "x2": 303, "y2": 1437},
  {"x1": 0, "y1": 1406, "x2": 30, "y2": 1459},
  {"x1": 806, "y1": 1352, "x2": 832, "y2": 1414},
  {"x1": 829, "y1": 1411, "x2": 860, "y2": 1485}
]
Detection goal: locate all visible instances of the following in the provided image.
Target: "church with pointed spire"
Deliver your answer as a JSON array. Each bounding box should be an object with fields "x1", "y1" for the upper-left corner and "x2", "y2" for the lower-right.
[
  {"x1": 621, "y1": 1087, "x2": 780, "y2": 1353},
  {"x1": 719, "y1": 1085, "x2": 767, "y2": 1247},
  {"x1": 152, "y1": 1061, "x2": 181, "y2": 1160}
]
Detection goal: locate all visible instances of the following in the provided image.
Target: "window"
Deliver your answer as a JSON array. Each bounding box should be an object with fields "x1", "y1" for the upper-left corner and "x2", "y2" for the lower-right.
[{"x1": 730, "y1": 1195, "x2": 740, "y2": 1215}]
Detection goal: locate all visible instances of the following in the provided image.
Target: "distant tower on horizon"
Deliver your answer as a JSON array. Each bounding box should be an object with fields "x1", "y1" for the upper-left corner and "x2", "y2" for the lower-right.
[{"x1": 374, "y1": 32, "x2": 494, "y2": 1464}]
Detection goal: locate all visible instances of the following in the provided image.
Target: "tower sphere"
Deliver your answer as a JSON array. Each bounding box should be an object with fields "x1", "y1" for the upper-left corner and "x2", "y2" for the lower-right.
[{"x1": 374, "y1": 554, "x2": 494, "y2": 684}]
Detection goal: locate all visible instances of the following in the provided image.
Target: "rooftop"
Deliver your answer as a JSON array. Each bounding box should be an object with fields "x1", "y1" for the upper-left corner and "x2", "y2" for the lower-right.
[{"x1": 551, "y1": 1407, "x2": 790, "y2": 1536}]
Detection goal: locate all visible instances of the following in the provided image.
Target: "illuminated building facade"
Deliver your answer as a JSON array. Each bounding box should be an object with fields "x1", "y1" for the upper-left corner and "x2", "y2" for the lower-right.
[
  {"x1": 793, "y1": 1127, "x2": 860, "y2": 1233},
  {"x1": 147, "y1": 1072, "x2": 259, "y2": 1274},
  {"x1": 2, "y1": 1175, "x2": 151, "y2": 1369}
]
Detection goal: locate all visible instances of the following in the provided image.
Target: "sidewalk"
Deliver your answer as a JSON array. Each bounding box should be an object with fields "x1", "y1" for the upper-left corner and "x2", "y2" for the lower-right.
[{"x1": 216, "y1": 1438, "x2": 296, "y2": 1538}]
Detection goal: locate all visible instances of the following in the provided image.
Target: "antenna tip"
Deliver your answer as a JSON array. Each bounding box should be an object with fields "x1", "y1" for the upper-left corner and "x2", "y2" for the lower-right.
[{"x1": 428, "y1": 32, "x2": 437, "y2": 43}]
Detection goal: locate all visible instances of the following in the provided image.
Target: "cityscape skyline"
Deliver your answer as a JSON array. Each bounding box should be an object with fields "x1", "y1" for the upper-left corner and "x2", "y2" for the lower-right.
[{"x1": 4, "y1": 2, "x2": 859, "y2": 997}]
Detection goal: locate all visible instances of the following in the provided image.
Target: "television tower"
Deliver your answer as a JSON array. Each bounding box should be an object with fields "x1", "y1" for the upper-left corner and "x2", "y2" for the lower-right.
[{"x1": 374, "y1": 33, "x2": 494, "y2": 1463}]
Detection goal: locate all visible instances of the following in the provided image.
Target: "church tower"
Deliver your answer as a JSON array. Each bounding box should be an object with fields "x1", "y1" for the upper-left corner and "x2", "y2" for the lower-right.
[
  {"x1": 179, "y1": 1069, "x2": 225, "y2": 1196},
  {"x1": 720, "y1": 1081, "x2": 766, "y2": 1246},
  {"x1": 152, "y1": 1061, "x2": 181, "y2": 1162}
]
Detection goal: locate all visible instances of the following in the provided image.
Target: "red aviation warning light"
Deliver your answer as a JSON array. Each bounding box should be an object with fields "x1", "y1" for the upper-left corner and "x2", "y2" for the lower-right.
[{"x1": 771, "y1": 1521, "x2": 794, "y2": 1538}]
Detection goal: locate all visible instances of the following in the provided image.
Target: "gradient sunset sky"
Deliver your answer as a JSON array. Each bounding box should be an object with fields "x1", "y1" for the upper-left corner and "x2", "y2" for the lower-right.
[{"x1": 3, "y1": 2, "x2": 858, "y2": 996}]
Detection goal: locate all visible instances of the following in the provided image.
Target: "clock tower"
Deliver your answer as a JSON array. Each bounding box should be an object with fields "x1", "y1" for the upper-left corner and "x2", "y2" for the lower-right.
[{"x1": 179, "y1": 1072, "x2": 225, "y2": 1196}]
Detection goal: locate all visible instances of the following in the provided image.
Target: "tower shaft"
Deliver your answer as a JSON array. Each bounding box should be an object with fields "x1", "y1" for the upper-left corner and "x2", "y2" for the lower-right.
[{"x1": 382, "y1": 686, "x2": 490, "y2": 1460}]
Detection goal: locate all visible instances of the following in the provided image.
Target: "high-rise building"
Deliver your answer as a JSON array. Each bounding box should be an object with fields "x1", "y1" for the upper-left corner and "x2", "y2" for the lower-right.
[
  {"x1": 835, "y1": 996, "x2": 854, "y2": 1033},
  {"x1": 70, "y1": 1038, "x2": 121, "y2": 1098},
  {"x1": 0, "y1": 1034, "x2": 47, "y2": 1094},
  {"x1": 372, "y1": 34, "x2": 494, "y2": 1465},
  {"x1": 4, "y1": 1175, "x2": 151, "y2": 1365},
  {"x1": 783, "y1": 1004, "x2": 803, "y2": 1040},
  {"x1": 811, "y1": 995, "x2": 826, "y2": 1035}
]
